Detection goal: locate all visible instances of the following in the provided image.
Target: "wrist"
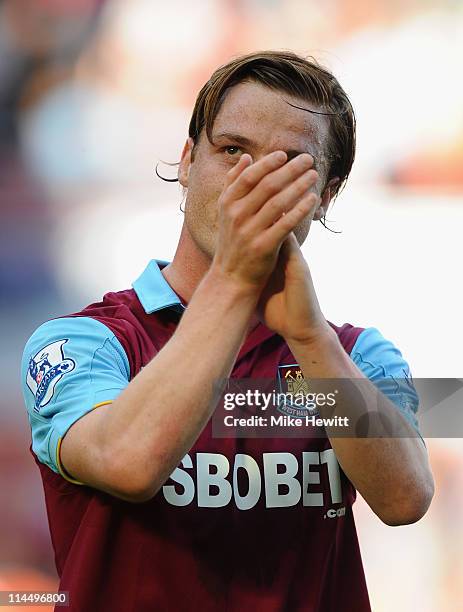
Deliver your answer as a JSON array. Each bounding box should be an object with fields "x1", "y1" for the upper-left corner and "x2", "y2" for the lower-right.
[
  {"x1": 203, "y1": 264, "x2": 261, "y2": 305},
  {"x1": 285, "y1": 323, "x2": 339, "y2": 354}
]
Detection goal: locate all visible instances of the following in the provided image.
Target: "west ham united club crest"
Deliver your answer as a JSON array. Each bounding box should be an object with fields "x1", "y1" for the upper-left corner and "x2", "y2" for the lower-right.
[
  {"x1": 26, "y1": 339, "x2": 75, "y2": 411},
  {"x1": 277, "y1": 364, "x2": 319, "y2": 417}
]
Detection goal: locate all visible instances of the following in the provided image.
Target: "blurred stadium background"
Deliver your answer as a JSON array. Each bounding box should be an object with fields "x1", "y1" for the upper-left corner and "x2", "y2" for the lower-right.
[{"x1": 0, "y1": 1, "x2": 462, "y2": 610}]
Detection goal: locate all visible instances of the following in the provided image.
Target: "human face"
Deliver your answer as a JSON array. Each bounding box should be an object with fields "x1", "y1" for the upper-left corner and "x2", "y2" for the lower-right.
[{"x1": 178, "y1": 80, "x2": 333, "y2": 259}]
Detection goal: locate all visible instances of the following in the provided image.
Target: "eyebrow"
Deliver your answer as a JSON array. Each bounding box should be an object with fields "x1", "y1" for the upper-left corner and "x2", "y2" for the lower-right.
[{"x1": 212, "y1": 132, "x2": 319, "y2": 166}]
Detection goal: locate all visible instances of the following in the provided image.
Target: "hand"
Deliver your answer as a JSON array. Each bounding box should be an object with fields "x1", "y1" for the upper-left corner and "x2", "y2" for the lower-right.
[
  {"x1": 210, "y1": 151, "x2": 319, "y2": 292},
  {"x1": 258, "y1": 232, "x2": 332, "y2": 343}
]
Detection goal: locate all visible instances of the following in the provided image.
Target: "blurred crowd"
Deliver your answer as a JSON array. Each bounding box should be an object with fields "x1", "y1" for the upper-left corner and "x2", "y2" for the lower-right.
[{"x1": 0, "y1": 1, "x2": 462, "y2": 610}]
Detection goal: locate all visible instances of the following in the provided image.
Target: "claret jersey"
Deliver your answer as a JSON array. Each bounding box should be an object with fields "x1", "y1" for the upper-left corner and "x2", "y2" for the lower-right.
[{"x1": 21, "y1": 260, "x2": 420, "y2": 612}]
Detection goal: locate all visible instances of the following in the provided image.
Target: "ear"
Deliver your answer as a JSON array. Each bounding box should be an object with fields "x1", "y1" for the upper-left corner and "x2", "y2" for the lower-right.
[
  {"x1": 178, "y1": 137, "x2": 194, "y2": 188},
  {"x1": 313, "y1": 177, "x2": 340, "y2": 221}
]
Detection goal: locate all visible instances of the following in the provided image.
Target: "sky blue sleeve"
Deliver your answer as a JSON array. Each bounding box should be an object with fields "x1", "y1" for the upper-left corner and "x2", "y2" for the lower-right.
[
  {"x1": 350, "y1": 327, "x2": 421, "y2": 434},
  {"x1": 21, "y1": 316, "x2": 130, "y2": 475}
]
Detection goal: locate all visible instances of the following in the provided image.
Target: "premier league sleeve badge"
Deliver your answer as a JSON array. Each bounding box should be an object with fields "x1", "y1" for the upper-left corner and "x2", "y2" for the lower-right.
[{"x1": 26, "y1": 339, "x2": 76, "y2": 412}]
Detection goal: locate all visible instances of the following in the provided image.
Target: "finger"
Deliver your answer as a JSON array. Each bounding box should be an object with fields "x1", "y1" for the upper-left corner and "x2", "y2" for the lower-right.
[
  {"x1": 263, "y1": 192, "x2": 319, "y2": 245},
  {"x1": 224, "y1": 150, "x2": 288, "y2": 201},
  {"x1": 251, "y1": 169, "x2": 318, "y2": 229},
  {"x1": 229, "y1": 153, "x2": 315, "y2": 216},
  {"x1": 223, "y1": 153, "x2": 253, "y2": 189}
]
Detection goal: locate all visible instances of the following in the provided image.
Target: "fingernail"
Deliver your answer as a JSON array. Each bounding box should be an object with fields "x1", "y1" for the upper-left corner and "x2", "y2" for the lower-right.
[
  {"x1": 298, "y1": 153, "x2": 313, "y2": 167},
  {"x1": 273, "y1": 151, "x2": 287, "y2": 163}
]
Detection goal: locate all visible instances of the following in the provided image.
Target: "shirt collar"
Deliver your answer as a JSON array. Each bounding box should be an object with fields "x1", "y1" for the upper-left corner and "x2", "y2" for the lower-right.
[{"x1": 132, "y1": 259, "x2": 185, "y2": 314}]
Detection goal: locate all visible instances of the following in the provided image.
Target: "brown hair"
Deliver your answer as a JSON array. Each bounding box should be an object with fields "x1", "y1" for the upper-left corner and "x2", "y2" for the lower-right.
[{"x1": 188, "y1": 50, "x2": 356, "y2": 197}]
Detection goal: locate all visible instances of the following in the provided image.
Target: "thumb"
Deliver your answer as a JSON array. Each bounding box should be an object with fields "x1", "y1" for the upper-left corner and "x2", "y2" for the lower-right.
[{"x1": 280, "y1": 232, "x2": 301, "y2": 259}]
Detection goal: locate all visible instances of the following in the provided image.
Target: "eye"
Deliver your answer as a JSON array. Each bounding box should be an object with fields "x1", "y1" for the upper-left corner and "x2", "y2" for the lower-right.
[{"x1": 223, "y1": 145, "x2": 242, "y2": 156}]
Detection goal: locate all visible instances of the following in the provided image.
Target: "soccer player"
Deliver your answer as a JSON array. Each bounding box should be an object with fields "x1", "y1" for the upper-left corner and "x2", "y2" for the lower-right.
[{"x1": 21, "y1": 51, "x2": 434, "y2": 611}]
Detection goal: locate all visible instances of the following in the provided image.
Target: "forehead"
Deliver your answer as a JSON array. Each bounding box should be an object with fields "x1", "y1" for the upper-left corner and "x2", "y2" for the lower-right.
[{"x1": 211, "y1": 80, "x2": 329, "y2": 157}]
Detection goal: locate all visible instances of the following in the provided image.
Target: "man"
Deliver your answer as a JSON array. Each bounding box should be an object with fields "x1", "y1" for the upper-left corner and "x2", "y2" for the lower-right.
[{"x1": 22, "y1": 51, "x2": 434, "y2": 611}]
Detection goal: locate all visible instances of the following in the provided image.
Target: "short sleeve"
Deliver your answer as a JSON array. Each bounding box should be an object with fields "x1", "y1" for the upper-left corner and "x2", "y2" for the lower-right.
[
  {"x1": 21, "y1": 316, "x2": 130, "y2": 476},
  {"x1": 350, "y1": 328, "x2": 421, "y2": 435}
]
